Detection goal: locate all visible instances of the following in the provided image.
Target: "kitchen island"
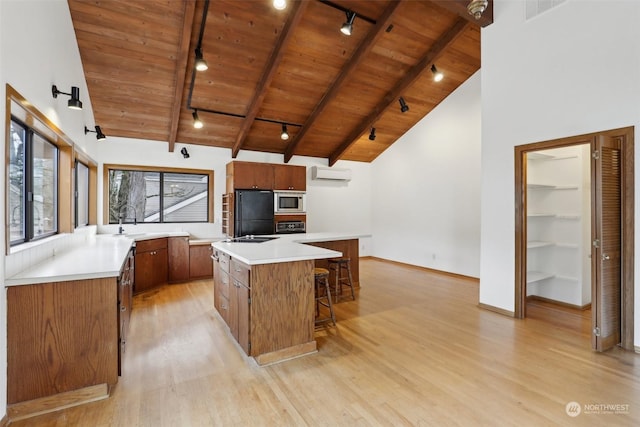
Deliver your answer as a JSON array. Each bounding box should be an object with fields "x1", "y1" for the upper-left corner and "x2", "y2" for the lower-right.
[{"x1": 211, "y1": 232, "x2": 366, "y2": 365}]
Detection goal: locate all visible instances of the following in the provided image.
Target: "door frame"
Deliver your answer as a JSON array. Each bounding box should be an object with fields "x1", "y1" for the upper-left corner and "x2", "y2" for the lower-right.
[{"x1": 514, "y1": 126, "x2": 634, "y2": 351}]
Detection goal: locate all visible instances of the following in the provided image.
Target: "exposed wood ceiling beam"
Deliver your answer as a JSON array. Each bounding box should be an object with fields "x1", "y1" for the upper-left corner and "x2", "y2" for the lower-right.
[
  {"x1": 283, "y1": 0, "x2": 403, "y2": 163},
  {"x1": 231, "y1": 0, "x2": 309, "y2": 158},
  {"x1": 430, "y1": 0, "x2": 493, "y2": 28},
  {"x1": 167, "y1": 0, "x2": 197, "y2": 153},
  {"x1": 328, "y1": 17, "x2": 470, "y2": 166}
]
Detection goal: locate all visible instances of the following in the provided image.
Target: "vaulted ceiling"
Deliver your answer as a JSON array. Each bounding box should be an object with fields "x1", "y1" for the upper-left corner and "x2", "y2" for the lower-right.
[{"x1": 68, "y1": 0, "x2": 491, "y2": 165}]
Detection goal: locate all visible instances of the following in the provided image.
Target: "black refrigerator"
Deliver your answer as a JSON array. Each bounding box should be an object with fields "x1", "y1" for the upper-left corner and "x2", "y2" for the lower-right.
[{"x1": 234, "y1": 190, "x2": 274, "y2": 237}]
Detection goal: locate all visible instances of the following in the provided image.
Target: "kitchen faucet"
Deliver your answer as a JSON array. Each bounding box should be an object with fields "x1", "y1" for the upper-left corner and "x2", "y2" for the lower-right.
[{"x1": 118, "y1": 204, "x2": 138, "y2": 234}]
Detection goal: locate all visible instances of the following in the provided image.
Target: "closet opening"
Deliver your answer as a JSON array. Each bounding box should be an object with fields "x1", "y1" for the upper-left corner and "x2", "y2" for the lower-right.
[{"x1": 514, "y1": 127, "x2": 634, "y2": 352}]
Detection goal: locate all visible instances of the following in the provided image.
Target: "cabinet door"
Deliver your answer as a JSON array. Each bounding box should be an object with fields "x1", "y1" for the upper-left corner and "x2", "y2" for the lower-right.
[
  {"x1": 237, "y1": 283, "x2": 251, "y2": 354},
  {"x1": 154, "y1": 247, "x2": 169, "y2": 287},
  {"x1": 168, "y1": 236, "x2": 190, "y2": 282},
  {"x1": 134, "y1": 250, "x2": 155, "y2": 293},
  {"x1": 231, "y1": 162, "x2": 274, "y2": 189},
  {"x1": 189, "y1": 245, "x2": 214, "y2": 279},
  {"x1": 274, "y1": 164, "x2": 306, "y2": 191},
  {"x1": 229, "y1": 278, "x2": 240, "y2": 342}
]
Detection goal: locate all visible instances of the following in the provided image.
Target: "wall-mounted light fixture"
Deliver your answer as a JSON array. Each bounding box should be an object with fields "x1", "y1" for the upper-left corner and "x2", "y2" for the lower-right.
[
  {"x1": 273, "y1": 0, "x2": 287, "y2": 10},
  {"x1": 84, "y1": 125, "x2": 106, "y2": 141},
  {"x1": 340, "y1": 11, "x2": 356, "y2": 36},
  {"x1": 467, "y1": 0, "x2": 489, "y2": 19},
  {"x1": 194, "y1": 47, "x2": 208, "y2": 72},
  {"x1": 180, "y1": 147, "x2": 190, "y2": 158},
  {"x1": 399, "y1": 97, "x2": 409, "y2": 113},
  {"x1": 369, "y1": 127, "x2": 376, "y2": 141},
  {"x1": 280, "y1": 123, "x2": 289, "y2": 140},
  {"x1": 193, "y1": 110, "x2": 203, "y2": 129},
  {"x1": 52, "y1": 85, "x2": 83, "y2": 110},
  {"x1": 431, "y1": 64, "x2": 444, "y2": 82}
]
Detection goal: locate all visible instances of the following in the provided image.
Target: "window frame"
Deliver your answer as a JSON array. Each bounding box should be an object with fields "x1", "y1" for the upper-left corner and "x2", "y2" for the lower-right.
[
  {"x1": 103, "y1": 164, "x2": 214, "y2": 225},
  {"x1": 74, "y1": 159, "x2": 90, "y2": 228}
]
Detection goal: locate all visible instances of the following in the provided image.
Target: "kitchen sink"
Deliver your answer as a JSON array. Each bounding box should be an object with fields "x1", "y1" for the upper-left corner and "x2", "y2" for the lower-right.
[{"x1": 227, "y1": 235, "x2": 279, "y2": 243}]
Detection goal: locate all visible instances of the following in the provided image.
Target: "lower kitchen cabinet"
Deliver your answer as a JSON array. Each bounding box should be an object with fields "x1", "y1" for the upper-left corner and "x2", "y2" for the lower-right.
[
  {"x1": 134, "y1": 238, "x2": 168, "y2": 293},
  {"x1": 190, "y1": 244, "x2": 214, "y2": 279},
  {"x1": 230, "y1": 258, "x2": 251, "y2": 354},
  {"x1": 118, "y1": 247, "x2": 135, "y2": 375},
  {"x1": 168, "y1": 236, "x2": 190, "y2": 282}
]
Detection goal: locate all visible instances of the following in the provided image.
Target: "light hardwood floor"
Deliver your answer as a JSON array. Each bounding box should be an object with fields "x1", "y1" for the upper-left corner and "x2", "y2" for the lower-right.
[{"x1": 10, "y1": 258, "x2": 640, "y2": 426}]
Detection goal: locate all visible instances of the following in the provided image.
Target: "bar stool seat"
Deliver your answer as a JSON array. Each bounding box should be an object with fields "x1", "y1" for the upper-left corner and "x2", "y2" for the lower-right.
[
  {"x1": 314, "y1": 267, "x2": 335, "y2": 326},
  {"x1": 328, "y1": 258, "x2": 355, "y2": 304}
]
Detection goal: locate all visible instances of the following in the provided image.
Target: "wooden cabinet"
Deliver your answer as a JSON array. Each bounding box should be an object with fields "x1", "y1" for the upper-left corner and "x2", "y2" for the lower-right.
[
  {"x1": 222, "y1": 192, "x2": 234, "y2": 237},
  {"x1": 189, "y1": 244, "x2": 214, "y2": 279},
  {"x1": 118, "y1": 247, "x2": 135, "y2": 375},
  {"x1": 134, "y1": 238, "x2": 168, "y2": 293},
  {"x1": 226, "y1": 161, "x2": 274, "y2": 192},
  {"x1": 168, "y1": 236, "x2": 190, "y2": 283},
  {"x1": 213, "y1": 250, "x2": 231, "y2": 324},
  {"x1": 274, "y1": 164, "x2": 306, "y2": 191},
  {"x1": 230, "y1": 258, "x2": 251, "y2": 354}
]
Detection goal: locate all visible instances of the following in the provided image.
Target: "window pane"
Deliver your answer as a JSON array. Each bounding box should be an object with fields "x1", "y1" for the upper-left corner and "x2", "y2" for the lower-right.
[
  {"x1": 162, "y1": 173, "x2": 209, "y2": 222},
  {"x1": 32, "y1": 133, "x2": 57, "y2": 238},
  {"x1": 9, "y1": 121, "x2": 25, "y2": 243},
  {"x1": 109, "y1": 170, "x2": 160, "y2": 223},
  {"x1": 76, "y1": 161, "x2": 89, "y2": 227}
]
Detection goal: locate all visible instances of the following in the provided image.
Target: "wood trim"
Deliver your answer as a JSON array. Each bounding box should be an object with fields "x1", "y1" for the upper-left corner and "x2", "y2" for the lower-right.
[
  {"x1": 102, "y1": 163, "x2": 215, "y2": 224},
  {"x1": 513, "y1": 126, "x2": 634, "y2": 350},
  {"x1": 478, "y1": 302, "x2": 515, "y2": 318},
  {"x1": 368, "y1": 256, "x2": 480, "y2": 282},
  {"x1": 0, "y1": 416, "x2": 8, "y2": 427},
  {"x1": 526, "y1": 295, "x2": 591, "y2": 311},
  {"x1": 7, "y1": 384, "x2": 109, "y2": 422},
  {"x1": 253, "y1": 341, "x2": 317, "y2": 366}
]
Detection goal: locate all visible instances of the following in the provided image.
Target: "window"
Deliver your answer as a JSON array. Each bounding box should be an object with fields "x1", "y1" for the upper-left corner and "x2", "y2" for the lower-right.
[
  {"x1": 106, "y1": 166, "x2": 212, "y2": 224},
  {"x1": 9, "y1": 118, "x2": 59, "y2": 245},
  {"x1": 75, "y1": 160, "x2": 89, "y2": 227}
]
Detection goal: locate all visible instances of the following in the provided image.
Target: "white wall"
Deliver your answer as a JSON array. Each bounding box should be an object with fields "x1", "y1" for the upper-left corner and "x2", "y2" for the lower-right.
[
  {"x1": 371, "y1": 72, "x2": 481, "y2": 278},
  {"x1": 0, "y1": 0, "x2": 6, "y2": 421},
  {"x1": 480, "y1": 0, "x2": 640, "y2": 345}
]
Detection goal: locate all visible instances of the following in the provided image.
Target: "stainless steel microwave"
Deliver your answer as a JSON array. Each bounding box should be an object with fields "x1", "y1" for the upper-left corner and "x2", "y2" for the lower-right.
[{"x1": 274, "y1": 191, "x2": 306, "y2": 214}]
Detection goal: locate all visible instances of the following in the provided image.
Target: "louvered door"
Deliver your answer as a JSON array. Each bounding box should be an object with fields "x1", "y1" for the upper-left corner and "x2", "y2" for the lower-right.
[{"x1": 591, "y1": 135, "x2": 622, "y2": 351}]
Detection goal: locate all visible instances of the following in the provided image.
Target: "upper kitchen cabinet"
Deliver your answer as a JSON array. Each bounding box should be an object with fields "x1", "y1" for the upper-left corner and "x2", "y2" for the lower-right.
[
  {"x1": 226, "y1": 161, "x2": 274, "y2": 192},
  {"x1": 273, "y1": 164, "x2": 306, "y2": 191}
]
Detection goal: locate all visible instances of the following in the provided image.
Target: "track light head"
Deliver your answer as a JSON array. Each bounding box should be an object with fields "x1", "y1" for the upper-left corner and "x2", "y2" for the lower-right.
[
  {"x1": 52, "y1": 84, "x2": 83, "y2": 110},
  {"x1": 192, "y1": 110, "x2": 203, "y2": 129},
  {"x1": 341, "y1": 11, "x2": 356, "y2": 36},
  {"x1": 84, "y1": 125, "x2": 106, "y2": 141},
  {"x1": 194, "y1": 47, "x2": 208, "y2": 72},
  {"x1": 431, "y1": 64, "x2": 444, "y2": 82},
  {"x1": 399, "y1": 97, "x2": 409, "y2": 113},
  {"x1": 369, "y1": 127, "x2": 376, "y2": 141},
  {"x1": 273, "y1": 0, "x2": 287, "y2": 10},
  {"x1": 280, "y1": 123, "x2": 289, "y2": 141},
  {"x1": 180, "y1": 147, "x2": 190, "y2": 159},
  {"x1": 467, "y1": 0, "x2": 489, "y2": 20}
]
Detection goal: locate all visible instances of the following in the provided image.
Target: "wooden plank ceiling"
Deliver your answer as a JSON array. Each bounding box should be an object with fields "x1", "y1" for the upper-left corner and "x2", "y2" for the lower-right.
[{"x1": 69, "y1": 0, "x2": 491, "y2": 165}]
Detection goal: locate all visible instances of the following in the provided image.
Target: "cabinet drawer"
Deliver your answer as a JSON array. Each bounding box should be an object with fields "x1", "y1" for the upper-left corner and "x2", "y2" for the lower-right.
[
  {"x1": 218, "y1": 294, "x2": 230, "y2": 325},
  {"x1": 219, "y1": 269, "x2": 230, "y2": 299},
  {"x1": 230, "y1": 258, "x2": 250, "y2": 286},
  {"x1": 135, "y1": 238, "x2": 167, "y2": 253},
  {"x1": 218, "y1": 251, "x2": 230, "y2": 274}
]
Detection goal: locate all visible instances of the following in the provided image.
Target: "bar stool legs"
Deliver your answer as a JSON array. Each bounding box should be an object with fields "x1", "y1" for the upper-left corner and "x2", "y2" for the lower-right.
[
  {"x1": 314, "y1": 268, "x2": 336, "y2": 326},
  {"x1": 328, "y1": 258, "x2": 355, "y2": 304}
]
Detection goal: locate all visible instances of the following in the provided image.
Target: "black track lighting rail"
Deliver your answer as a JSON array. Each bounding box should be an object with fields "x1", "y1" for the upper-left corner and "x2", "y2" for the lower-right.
[
  {"x1": 317, "y1": 0, "x2": 377, "y2": 25},
  {"x1": 191, "y1": 106, "x2": 302, "y2": 128}
]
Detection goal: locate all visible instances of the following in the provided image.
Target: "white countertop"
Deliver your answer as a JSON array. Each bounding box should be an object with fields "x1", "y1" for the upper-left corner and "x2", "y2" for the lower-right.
[{"x1": 212, "y1": 232, "x2": 368, "y2": 265}]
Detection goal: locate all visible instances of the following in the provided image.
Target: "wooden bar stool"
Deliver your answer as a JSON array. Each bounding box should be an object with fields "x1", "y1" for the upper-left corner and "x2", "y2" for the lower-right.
[
  {"x1": 314, "y1": 268, "x2": 335, "y2": 326},
  {"x1": 328, "y1": 258, "x2": 355, "y2": 304}
]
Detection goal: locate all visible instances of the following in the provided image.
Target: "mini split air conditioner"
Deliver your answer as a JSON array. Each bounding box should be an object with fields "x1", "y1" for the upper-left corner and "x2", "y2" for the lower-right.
[{"x1": 311, "y1": 166, "x2": 352, "y2": 181}]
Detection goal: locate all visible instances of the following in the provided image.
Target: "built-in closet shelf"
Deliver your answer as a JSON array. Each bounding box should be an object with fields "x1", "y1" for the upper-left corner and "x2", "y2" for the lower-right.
[
  {"x1": 528, "y1": 213, "x2": 556, "y2": 217},
  {"x1": 527, "y1": 241, "x2": 554, "y2": 249},
  {"x1": 527, "y1": 153, "x2": 578, "y2": 161},
  {"x1": 527, "y1": 184, "x2": 579, "y2": 190},
  {"x1": 527, "y1": 213, "x2": 581, "y2": 220},
  {"x1": 556, "y1": 242, "x2": 579, "y2": 249},
  {"x1": 556, "y1": 214, "x2": 580, "y2": 220},
  {"x1": 527, "y1": 271, "x2": 555, "y2": 283}
]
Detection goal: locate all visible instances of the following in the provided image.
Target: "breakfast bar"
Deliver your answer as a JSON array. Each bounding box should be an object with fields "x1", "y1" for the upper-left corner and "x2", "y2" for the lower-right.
[{"x1": 211, "y1": 233, "x2": 365, "y2": 365}]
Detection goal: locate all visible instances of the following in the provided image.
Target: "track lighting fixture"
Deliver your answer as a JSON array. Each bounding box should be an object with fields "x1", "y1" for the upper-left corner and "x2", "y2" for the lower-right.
[
  {"x1": 194, "y1": 47, "x2": 208, "y2": 72},
  {"x1": 273, "y1": 0, "x2": 286, "y2": 10},
  {"x1": 192, "y1": 110, "x2": 203, "y2": 129},
  {"x1": 399, "y1": 97, "x2": 409, "y2": 113},
  {"x1": 467, "y1": 0, "x2": 489, "y2": 20},
  {"x1": 180, "y1": 147, "x2": 190, "y2": 159},
  {"x1": 52, "y1": 85, "x2": 83, "y2": 110},
  {"x1": 84, "y1": 125, "x2": 106, "y2": 141},
  {"x1": 369, "y1": 127, "x2": 376, "y2": 141},
  {"x1": 340, "y1": 11, "x2": 356, "y2": 36},
  {"x1": 431, "y1": 64, "x2": 443, "y2": 82},
  {"x1": 280, "y1": 123, "x2": 289, "y2": 141}
]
